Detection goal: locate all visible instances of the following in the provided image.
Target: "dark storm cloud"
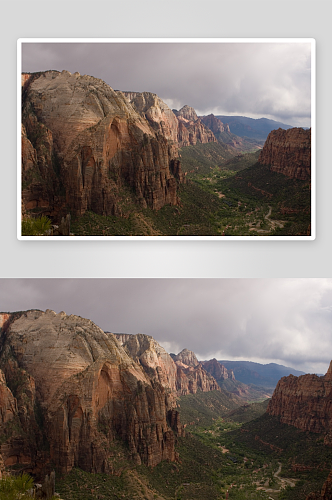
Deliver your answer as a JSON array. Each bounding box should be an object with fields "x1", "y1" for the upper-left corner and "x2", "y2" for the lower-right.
[
  {"x1": 0, "y1": 279, "x2": 330, "y2": 374},
  {"x1": 21, "y1": 41, "x2": 312, "y2": 127}
]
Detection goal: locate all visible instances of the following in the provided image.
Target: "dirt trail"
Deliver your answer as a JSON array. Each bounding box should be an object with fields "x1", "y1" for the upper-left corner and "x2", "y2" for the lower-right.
[
  {"x1": 256, "y1": 462, "x2": 298, "y2": 498},
  {"x1": 250, "y1": 206, "x2": 285, "y2": 234}
]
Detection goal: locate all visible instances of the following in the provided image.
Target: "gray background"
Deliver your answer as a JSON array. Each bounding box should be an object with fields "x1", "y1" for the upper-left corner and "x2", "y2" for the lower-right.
[{"x1": 2, "y1": 0, "x2": 330, "y2": 278}]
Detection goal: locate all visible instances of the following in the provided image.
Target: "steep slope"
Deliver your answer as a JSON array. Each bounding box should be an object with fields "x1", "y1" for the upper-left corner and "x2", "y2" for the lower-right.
[
  {"x1": 0, "y1": 310, "x2": 182, "y2": 476},
  {"x1": 258, "y1": 127, "x2": 311, "y2": 180},
  {"x1": 115, "y1": 334, "x2": 220, "y2": 396},
  {"x1": 267, "y1": 361, "x2": 332, "y2": 443},
  {"x1": 202, "y1": 359, "x2": 272, "y2": 401},
  {"x1": 170, "y1": 348, "x2": 199, "y2": 367},
  {"x1": 200, "y1": 114, "x2": 263, "y2": 151},
  {"x1": 202, "y1": 358, "x2": 235, "y2": 381},
  {"x1": 173, "y1": 106, "x2": 217, "y2": 146},
  {"x1": 21, "y1": 71, "x2": 183, "y2": 221}
]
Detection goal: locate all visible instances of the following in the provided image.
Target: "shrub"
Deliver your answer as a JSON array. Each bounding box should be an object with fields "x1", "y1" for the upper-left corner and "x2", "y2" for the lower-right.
[
  {"x1": 22, "y1": 216, "x2": 52, "y2": 236},
  {"x1": 0, "y1": 473, "x2": 34, "y2": 500}
]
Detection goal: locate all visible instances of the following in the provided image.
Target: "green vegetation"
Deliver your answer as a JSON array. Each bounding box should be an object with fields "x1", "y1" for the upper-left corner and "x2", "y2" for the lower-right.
[
  {"x1": 220, "y1": 150, "x2": 261, "y2": 172},
  {"x1": 177, "y1": 389, "x2": 241, "y2": 429},
  {"x1": 0, "y1": 474, "x2": 40, "y2": 500},
  {"x1": 21, "y1": 215, "x2": 52, "y2": 236},
  {"x1": 179, "y1": 142, "x2": 235, "y2": 177},
  {"x1": 70, "y1": 150, "x2": 310, "y2": 237},
  {"x1": 51, "y1": 398, "x2": 331, "y2": 500},
  {"x1": 226, "y1": 399, "x2": 270, "y2": 424}
]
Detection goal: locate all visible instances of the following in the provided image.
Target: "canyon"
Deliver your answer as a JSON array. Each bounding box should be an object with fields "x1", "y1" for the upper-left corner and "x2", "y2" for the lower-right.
[
  {"x1": 2, "y1": 309, "x2": 331, "y2": 499},
  {"x1": 0, "y1": 311, "x2": 229, "y2": 481},
  {"x1": 21, "y1": 70, "x2": 311, "y2": 237}
]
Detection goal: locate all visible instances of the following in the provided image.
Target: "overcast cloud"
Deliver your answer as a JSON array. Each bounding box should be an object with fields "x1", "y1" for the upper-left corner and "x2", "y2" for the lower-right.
[
  {"x1": 0, "y1": 278, "x2": 330, "y2": 374},
  {"x1": 21, "y1": 41, "x2": 312, "y2": 127}
]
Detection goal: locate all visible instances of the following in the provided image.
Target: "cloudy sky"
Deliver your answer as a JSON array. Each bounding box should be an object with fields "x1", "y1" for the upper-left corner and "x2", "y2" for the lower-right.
[
  {"x1": 1, "y1": 278, "x2": 330, "y2": 374},
  {"x1": 21, "y1": 40, "x2": 312, "y2": 127}
]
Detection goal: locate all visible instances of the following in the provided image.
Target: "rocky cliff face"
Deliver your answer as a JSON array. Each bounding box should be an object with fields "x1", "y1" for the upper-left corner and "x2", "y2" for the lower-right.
[
  {"x1": 115, "y1": 334, "x2": 220, "y2": 397},
  {"x1": 200, "y1": 114, "x2": 230, "y2": 135},
  {"x1": 174, "y1": 106, "x2": 217, "y2": 147},
  {"x1": 267, "y1": 361, "x2": 332, "y2": 444},
  {"x1": 202, "y1": 358, "x2": 235, "y2": 381},
  {"x1": 0, "y1": 310, "x2": 182, "y2": 475},
  {"x1": 122, "y1": 91, "x2": 179, "y2": 147},
  {"x1": 21, "y1": 71, "x2": 184, "y2": 220},
  {"x1": 125, "y1": 96, "x2": 217, "y2": 149},
  {"x1": 258, "y1": 127, "x2": 311, "y2": 180},
  {"x1": 171, "y1": 348, "x2": 199, "y2": 367}
]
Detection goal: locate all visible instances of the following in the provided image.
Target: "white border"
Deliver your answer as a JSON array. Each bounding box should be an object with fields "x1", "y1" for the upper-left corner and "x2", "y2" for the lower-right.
[{"x1": 17, "y1": 38, "x2": 316, "y2": 241}]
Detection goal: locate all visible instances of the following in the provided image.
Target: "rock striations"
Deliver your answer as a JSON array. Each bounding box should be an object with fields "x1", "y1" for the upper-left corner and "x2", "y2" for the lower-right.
[
  {"x1": 202, "y1": 358, "x2": 235, "y2": 382},
  {"x1": 115, "y1": 334, "x2": 220, "y2": 397},
  {"x1": 173, "y1": 106, "x2": 217, "y2": 147},
  {"x1": 258, "y1": 127, "x2": 311, "y2": 180},
  {"x1": 267, "y1": 361, "x2": 332, "y2": 444},
  {"x1": 0, "y1": 310, "x2": 185, "y2": 476},
  {"x1": 21, "y1": 71, "x2": 184, "y2": 219}
]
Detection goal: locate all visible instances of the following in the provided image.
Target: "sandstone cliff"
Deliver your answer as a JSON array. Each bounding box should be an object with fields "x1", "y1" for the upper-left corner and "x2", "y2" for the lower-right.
[
  {"x1": 124, "y1": 96, "x2": 217, "y2": 149},
  {"x1": 258, "y1": 127, "x2": 311, "y2": 180},
  {"x1": 21, "y1": 71, "x2": 184, "y2": 220},
  {"x1": 170, "y1": 348, "x2": 199, "y2": 367},
  {"x1": 115, "y1": 334, "x2": 220, "y2": 396},
  {"x1": 267, "y1": 361, "x2": 332, "y2": 444},
  {"x1": 173, "y1": 106, "x2": 217, "y2": 147},
  {"x1": 200, "y1": 114, "x2": 230, "y2": 135},
  {"x1": 202, "y1": 358, "x2": 235, "y2": 381},
  {"x1": 0, "y1": 310, "x2": 183, "y2": 475}
]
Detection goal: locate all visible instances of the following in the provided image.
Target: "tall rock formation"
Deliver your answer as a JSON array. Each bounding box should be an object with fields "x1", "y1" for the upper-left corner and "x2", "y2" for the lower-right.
[
  {"x1": 122, "y1": 91, "x2": 179, "y2": 147},
  {"x1": 115, "y1": 334, "x2": 220, "y2": 396},
  {"x1": 0, "y1": 310, "x2": 182, "y2": 475},
  {"x1": 202, "y1": 358, "x2": 235, "y2": 381},
  {"x1": 258, "y1": 127, "x2": 311, "y2": 180},
  {"x1": 173, "y1": 106, "x2": 217, "y2": 147},
  {"x1": 21, "y1": 71, "x2": 183, "y2": 220},
  {"x1": 124, "y1": 95, "x2": 217, "y2": 149},
  {"x1": 171, "y1": 348, "x2": 199, "y2": 367},
  {"x1": 267, "y1": 361, "x2": 332, "y2": 444},
  {"x1": 200, "y1": 114, "x2": 230, "y2": 135}
]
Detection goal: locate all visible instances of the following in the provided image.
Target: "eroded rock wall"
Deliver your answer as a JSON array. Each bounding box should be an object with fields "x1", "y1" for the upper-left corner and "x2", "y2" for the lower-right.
[
  {"x1": 258, "y1": 127, "x2": 311, "y2": 180},
  {"x1": 21, "y1": 71, "x2": 183, "y2": 219},
  {"x1": 267, "y1": 361, "x2": 332, "y2": 443},
  {"x1": 0, "y1": 310, "x2": 182, "y2": 474}
]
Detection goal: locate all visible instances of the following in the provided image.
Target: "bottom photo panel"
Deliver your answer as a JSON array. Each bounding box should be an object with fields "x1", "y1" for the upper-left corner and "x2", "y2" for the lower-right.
[{"x1": 0, "y1": 278, "x2": 331, "y2": 500}]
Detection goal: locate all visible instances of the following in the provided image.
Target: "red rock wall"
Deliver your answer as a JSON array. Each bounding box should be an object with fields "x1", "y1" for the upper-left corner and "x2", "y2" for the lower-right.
[
  {"x1": 202, "y1": 358, "x2": 235, "y2": 381},
  {"x1": 21, "y1": 71, "x2": 183, "y2": 219},
  {"x1": 0, "y1": 311, "x2": 182, "y2": 474},
  {"x1": 200, "y1": 114, "x2": 230, "y2": 134},
  {"x1": 267, "y1": 362, "x2": 332, "y2": 440},
  {"x1": 258, "y1": 127, "x2": 311, "y2": 180}
]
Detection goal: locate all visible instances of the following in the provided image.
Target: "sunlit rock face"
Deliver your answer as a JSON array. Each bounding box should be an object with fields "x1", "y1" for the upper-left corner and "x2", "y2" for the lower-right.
[
  {"x1": 0, "y1": 310, "x2": 182, "y2": 474},
  {"x1": 116, "y1": 334, "x2": 220, "y2": 396},
  {"x1": 21, "y1": 71, "x2": 183, "y2": 219},
  {"x1": 258, "y1": 127, "x2": 311, "y2": 180}
]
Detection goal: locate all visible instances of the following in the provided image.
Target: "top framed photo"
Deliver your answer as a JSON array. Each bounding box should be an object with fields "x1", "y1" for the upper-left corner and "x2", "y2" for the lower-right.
[{"x1": 18, "y1": 38, "x2": 315, "y2": 240}]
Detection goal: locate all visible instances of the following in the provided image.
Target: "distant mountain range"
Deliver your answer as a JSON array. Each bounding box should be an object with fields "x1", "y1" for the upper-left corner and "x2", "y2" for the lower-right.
[
  {"x1": 217, "y1": 360, "x2": 306, "y2": 389},
  {"x1": 215, "y1": 115, "x2": 294, "y2": 141}
]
